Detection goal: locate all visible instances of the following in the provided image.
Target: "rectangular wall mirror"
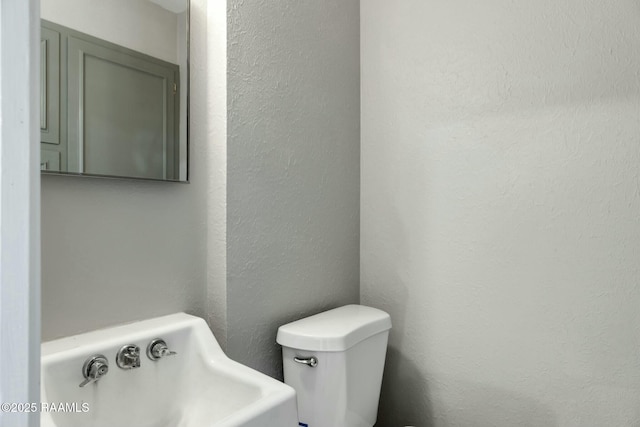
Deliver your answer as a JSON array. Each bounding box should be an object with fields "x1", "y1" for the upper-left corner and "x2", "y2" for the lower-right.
[{"x1": 40, "y1": 0, "x2": 189, "y2": 182}]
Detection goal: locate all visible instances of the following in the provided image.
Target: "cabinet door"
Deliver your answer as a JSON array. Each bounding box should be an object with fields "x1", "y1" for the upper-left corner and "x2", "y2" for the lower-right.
[
  {"x1": 40, "y1": 27, "x2": 60, "y2": 145},
  {"x1": 40, "y1": 149, "x2": 60, "y2": 172},
  {"x1": 67, "y1": 36, "x2": 178, "y2": 180}
]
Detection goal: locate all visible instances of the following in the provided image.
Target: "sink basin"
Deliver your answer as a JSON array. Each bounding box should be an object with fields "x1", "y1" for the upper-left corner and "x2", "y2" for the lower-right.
[{"x1": 41, "y1": 313, "x2": 298, "y2": 427}]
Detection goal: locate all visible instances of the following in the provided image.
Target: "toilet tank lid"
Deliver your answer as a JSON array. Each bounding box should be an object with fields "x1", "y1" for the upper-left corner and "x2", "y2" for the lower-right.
[{"x1": 276, "y1": 305, "x2": 391, "y2": 352}]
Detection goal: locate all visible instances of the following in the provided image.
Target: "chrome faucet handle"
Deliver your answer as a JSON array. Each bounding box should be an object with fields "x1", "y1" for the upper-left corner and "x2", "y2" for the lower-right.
[
  {"x1": 79, "y1": 355, "x2": 109, "y2": 387},
  {"x1": 116, "y1": 344, "x2": 141, "y2": 369},
  {"x1": 146, "y1": 338, "x2": 177, "y2": 361}
]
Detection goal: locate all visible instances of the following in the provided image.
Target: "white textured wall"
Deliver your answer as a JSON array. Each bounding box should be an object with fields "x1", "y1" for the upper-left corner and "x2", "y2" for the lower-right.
[
  {"x1": 40, "y1": 0, "x2": 225, "y2": 340},
  {"x1": 226, "y1": 0, "x2": 360, "y2": 378},
  {"x1": 361, "y1": 1, "x2": 640, "y2": 426}
]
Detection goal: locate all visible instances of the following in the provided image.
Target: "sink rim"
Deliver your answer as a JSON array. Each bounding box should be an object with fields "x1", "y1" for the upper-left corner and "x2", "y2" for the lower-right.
[{"x1": 41, "y1": 313, "x2": 297, "y2": 427}]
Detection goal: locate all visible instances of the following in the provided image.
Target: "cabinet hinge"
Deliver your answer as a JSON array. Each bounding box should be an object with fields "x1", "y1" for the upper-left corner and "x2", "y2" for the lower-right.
[{"x1": 173, "y1": 83, "x2": 177, "y2": 95}]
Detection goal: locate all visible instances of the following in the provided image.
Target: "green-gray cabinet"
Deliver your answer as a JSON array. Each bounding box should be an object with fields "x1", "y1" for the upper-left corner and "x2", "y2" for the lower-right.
[
  {"x1": 40, "y1": 26, "x2": 63, "y2": 171},
  {"x1": 40, "y1": 21, "x2": 180, "y2": 180}
]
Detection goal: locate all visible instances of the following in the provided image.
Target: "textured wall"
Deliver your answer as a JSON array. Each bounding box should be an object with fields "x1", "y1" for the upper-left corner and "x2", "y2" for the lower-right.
[
  {"x1": 226, "y1": 0, "x2": 360, "y2": 378},
  {"x1": 361, "y1": 0, "x2": 640, "y2": 426},
  {"x1": 40, "y1": 0, "x2": 219, "y2": 340}
]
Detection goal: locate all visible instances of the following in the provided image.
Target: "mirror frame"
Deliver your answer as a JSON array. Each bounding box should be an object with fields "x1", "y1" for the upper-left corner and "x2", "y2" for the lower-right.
[{"x1": 40, "y1": 0, "x2": 190, "y2": 183}]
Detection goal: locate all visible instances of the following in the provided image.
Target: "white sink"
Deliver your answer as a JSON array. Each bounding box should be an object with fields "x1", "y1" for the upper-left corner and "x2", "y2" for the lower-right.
[{"x1": 41, "y1": 313, "x2": 299, "y2": 427}]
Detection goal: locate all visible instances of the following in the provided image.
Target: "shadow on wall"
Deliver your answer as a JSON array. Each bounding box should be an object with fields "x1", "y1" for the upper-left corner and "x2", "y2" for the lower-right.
[
  {"x1": 375, "y1": 348, "x2": 558, "y2": 427},
  {"x1": 376, "y1": 346, "x2": 434, "y2": 427}
]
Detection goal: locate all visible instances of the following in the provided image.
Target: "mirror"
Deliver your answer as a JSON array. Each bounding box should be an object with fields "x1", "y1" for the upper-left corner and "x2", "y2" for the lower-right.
[{"x1": 40, "y1": 0, "x2": 189, "y2": 182}]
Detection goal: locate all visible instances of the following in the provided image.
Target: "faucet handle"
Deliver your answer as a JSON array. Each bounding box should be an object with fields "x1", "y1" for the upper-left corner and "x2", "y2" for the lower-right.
[
  {"x1": 147, "y1": 338, "x2": 177, "y2": 361},
  {"x1": 79, "y1": 355, "x2": 109, "y2": 387}
]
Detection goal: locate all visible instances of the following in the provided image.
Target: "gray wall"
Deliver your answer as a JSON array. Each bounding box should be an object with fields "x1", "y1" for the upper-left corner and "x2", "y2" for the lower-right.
[
  {"x1": 40, "y1": 0, "x2": 360, "y2": 382},
  {"x1": 41, "y1": 178, "x2": 206, "y2": 340},
  {"x1": 226, "y1": 0, "x2": 361, "y2": 378},
  {"x1": 361, "y1": 0, "x2": 640, "y2": 425},
  {"x1": 40, "y1": 0, "x2": 214, "y2": 340}
]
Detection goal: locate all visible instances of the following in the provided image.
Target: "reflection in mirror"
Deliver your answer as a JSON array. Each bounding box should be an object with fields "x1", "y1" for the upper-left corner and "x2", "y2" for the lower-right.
[{"x1": 40, "y1": 0, "x2": 189, "y2": 182}]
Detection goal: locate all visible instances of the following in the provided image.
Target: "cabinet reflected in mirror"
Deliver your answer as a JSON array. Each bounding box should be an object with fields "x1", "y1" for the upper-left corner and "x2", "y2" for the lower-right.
[{"x1": 40, "y1": 0, "x2": 189, "y2": 182}]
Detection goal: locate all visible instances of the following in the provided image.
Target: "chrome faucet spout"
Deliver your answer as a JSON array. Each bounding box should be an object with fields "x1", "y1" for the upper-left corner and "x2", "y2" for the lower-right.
[{"x1": 116, "y1": 344, "x2": 141, "y2": 369}]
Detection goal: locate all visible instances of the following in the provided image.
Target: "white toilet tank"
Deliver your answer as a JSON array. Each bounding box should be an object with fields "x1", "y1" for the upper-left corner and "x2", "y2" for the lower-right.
[{"x1": 277, "y1": 305, "x2": 392, "y2": 427}]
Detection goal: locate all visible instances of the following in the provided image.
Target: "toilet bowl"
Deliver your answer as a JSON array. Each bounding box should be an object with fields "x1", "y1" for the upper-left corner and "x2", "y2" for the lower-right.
[{"x1": 277, "y1": 304, "x2": 392, "y2": 427}]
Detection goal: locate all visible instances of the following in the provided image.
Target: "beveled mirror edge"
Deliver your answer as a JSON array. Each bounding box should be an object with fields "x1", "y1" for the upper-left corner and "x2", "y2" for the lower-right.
[
  {"x1": 40, "y1": 0, "x2": 191, "y2": 184},
  {"x1": 40, "y1": 170, "x2": 190, "y2": 184}
]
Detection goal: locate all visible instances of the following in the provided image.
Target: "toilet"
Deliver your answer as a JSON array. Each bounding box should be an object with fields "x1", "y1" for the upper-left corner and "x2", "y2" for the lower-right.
[{"x1": 276, "y1": 304, "x2": 392, "y2": 427}]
